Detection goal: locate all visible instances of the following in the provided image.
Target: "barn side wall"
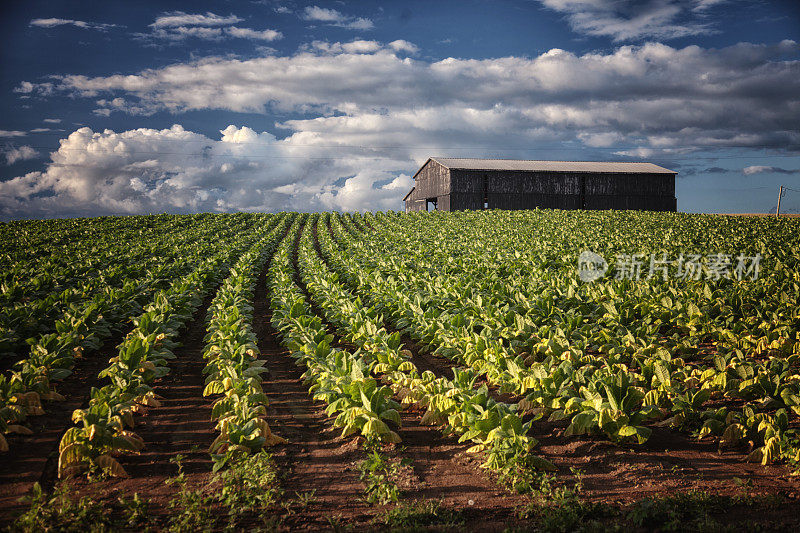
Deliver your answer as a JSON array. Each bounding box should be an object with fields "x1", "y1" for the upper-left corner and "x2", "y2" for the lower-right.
[{"x1": 446, "y1": 169, "x2": 676, "y2": 212}]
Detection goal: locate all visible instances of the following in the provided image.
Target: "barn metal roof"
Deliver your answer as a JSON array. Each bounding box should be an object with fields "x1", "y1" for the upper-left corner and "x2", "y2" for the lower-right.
[{"x1": 430, "y1": 158, "x2": 675, "y2": 174}]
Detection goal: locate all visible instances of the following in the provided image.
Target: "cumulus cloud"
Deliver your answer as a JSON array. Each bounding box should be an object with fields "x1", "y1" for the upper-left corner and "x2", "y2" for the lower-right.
[
  {"x1": 30, "y1": 18, "x2": 117, "y2": 31},
  {"x1": 0, "y1": 125, "x2": 413, "y2": 219},
  {"x1": 225, "y1": 27, "x2": 282, "y2": 41},
  {"x1": 387, "y1": 40, "x2": 419, "y2": 54},
  {"x1": 743, "y1": 165, "x2": 800, "y2": 175},
  {"x1": 6, "y1": 38, "x2": 799, "y2": 219},
  {"x1": 3, "y1": 145, "x2": 39, "y2": 165},
  {"x1": 302, "y1": 6, "x2": 374, "y2": 30},
  {"x1": 39, "y1": 39, "x2": 800, "y2": 153},
  {"x1": 537, "y1": 0, "x2": 728, "y2": 41}
]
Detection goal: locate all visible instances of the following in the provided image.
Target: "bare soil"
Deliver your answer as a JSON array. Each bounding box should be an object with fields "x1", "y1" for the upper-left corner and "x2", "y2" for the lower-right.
[
  {"x1": 0, "y1": 326, "x2": 129, "y2": 520},
  {"x1": 530, "y1": 418, "x2": 800, "y2": 504},
  {"x1": 38, "y1": 289, "x2": 223, "y2": 526},
  {"x1": 284, "y1": 222, "x2": 525, "y2": 530},
  {"x1": 255, "y1": 256, "x2": 374, "y2": 531}
]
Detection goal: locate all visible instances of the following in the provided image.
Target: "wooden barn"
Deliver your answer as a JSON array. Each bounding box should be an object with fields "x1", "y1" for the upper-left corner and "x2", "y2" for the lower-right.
[{"x1": 403, "y1": 158, "x2": 677, "y2": 213}]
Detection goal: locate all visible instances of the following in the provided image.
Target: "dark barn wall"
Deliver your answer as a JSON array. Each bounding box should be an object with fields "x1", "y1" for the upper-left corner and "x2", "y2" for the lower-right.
[
  {"x1": 446, "y1": 169, "x2": 675, "y2": 212},
  {"x1": 583, "y1": 172, "x2": 675, "y2": 211},
  {"x1": 584, "y1": 173, "x2": 674, "y2": 196},
  {"x1": 585, "y1": 195, "x2": 676, "y2": 211},
  {"x1": 449, "y1": 191, "x2": 483, "y2": 210},
  {"x1": 405, "y1": 161, "x2": 676, "y2": 213}
]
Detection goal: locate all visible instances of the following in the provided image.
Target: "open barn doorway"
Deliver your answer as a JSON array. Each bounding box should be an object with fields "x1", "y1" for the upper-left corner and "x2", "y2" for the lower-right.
[{"x1": 426, "y1": 197, "x2": 438, "y2": 211}]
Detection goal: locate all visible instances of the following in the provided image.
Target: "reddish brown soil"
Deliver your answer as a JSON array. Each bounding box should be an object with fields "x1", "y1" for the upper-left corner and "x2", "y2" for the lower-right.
[
  {"x1": 529, "y1": 417, "x2": 800, "y2": 506},
  {"x1": 38, "y1": 289, "x2": 223, "y2": 526},
  {"x1": 390, "y1": 403, "x2": 527, "y2": 529},
  {"x1": 0, "y1": 327, "x2": 130, "y2": 520},
  {"x1": 256, "y1": 286, "x2": 374, "y2": 530},
  {"x1": 286, "y1": 223, "x2": 523, "y2": 529}
]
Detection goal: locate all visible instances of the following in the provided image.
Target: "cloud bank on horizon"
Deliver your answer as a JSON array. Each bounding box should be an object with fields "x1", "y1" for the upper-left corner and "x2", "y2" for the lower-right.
[{"x1": 2, "y1": 0, "x2": 799, "y2": 219}]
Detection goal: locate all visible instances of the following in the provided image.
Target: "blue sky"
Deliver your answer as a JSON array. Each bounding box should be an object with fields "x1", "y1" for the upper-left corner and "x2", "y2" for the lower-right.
[{"x1": 1, "y1": 0, "x2": 798, "y2": 219}]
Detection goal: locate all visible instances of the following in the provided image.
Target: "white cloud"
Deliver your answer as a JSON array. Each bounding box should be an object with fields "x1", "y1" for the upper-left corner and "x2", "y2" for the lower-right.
[
  {"x1": 342, "y1": 18, "x2": 374, "y2": 30},
  {"x1": 692, "y1": 0, "x2": 727, "y2": 11},
  {"x1": 578, "y1": 131, "x2": 623, "y2": 147},
  {"x1": 308, "y1": 39, "x2": 384, "y2": 54},
  {"x1": 318, "y1": 173, "x2": 412, "y2": 212},
  {"x1": 42, "y1": 39, "x2": 800, "y2": 153},
  {"x1": 387, "y1": 40, "x2": 419, "y2": 54},
  {"x1": 15, "y1": 81, "x2": 35, "y2": 94},
  {"x1": 742, "y1": 165, "x2": 800, "y2": 175},
  {"x1": 43, "y1": 118, "x2": 62, "y2": 124},
  {"x1": 6, "y1": 39, "x2": 799, "y2": 219},
  {"x1": 150, "y1": 12, "x2": 242, "y2": 29},
  {"x1": 139, "y1": 11, "x2": 281, "y2": 43},
  {"x1": 0, "y1": 130, "x2": 27, "y2": 138},
  {"x1": 0, "y1": 125, "x2": 413, "y2": 219},
  {"x1": 302, "y1": 6, "x2": 344, "y2": 22},
  {"x1": 302, "y1": 6, "x2": 374, "y2": 30},
  {"x1": 30, "y1": 18, "x2": 117, "y2": 31},
  {"x1": 537, "y1": 0, "x2": 729, "y2": 41},
  {"x1": 3, "y1": 146, "x2": 39, "y2": 165},
  {"x1": 225, "y1": 27, "x2": 282, "y2": 41},
  {"x1": 144, "y1": 26, "x2": 225, "y2": 42},
  {"x1": 15, "y1": 81, "x2": 53, "y2": 96}
]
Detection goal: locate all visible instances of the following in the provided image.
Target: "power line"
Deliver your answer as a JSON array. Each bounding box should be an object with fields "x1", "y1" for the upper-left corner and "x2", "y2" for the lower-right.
[
  {"x1": 6, "y1": 144, "x2": 800, "y2": 162},
  {"x1": 2, "y1": 130, "x2": 799, "y2": 154}
]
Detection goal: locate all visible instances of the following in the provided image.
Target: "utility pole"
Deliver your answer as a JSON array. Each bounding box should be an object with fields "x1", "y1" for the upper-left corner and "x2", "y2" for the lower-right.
[{"x1": 776, "y1": 185, "x2": 784, "y2": 217}]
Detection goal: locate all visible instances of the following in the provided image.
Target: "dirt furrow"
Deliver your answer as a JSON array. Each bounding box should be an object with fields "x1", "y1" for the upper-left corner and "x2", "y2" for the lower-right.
[
  {"x1": 256, "y1": 236, "x2": 375, "y2": 530},
  {"x1": 52, "y1": 289, "x2": 221, "y2": 521},
  {"x1": 310, "y1": 219, "x2": 524, "y2": 526},
  {"x1": 0, "y1": 328, "x2": 129, "y2": 522}
]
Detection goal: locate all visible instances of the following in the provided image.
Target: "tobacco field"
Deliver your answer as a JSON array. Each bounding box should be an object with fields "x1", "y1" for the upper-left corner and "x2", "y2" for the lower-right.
[{"x1": 1, "y1": 210, "x2": 800, "y2": 531}]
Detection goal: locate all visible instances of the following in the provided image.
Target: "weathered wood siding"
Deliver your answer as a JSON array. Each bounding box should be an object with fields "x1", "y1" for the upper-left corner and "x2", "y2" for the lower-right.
[
  {"x1": 405, "y1": 163, "x2": 676, "y2": 212},
  {"x1": 585, "y1": 195, "x2": 676, "y2": 211},
  {"x1": 404, "y1": 186, "x2": 426, "y2": 212},
  {"x1": 445, "y1": 169, "x2": 675, "y2": 212},
  {"x1": 450, "y1": 192, "x2": 483, "y2": 210},
  {"x1": 413, "y1": 159, "x2": 450, "y2": 199},
  {"x1": 405, "y1": 198, "x2": 426, "y2": 212}
]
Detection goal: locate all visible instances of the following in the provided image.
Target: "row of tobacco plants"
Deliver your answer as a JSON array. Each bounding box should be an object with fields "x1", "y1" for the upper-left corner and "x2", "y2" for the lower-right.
[
  {"x1": 56, "y1": 216, "x2": 276, "y2": 476},
  {"x1": 329, "y1": 210, "x2": 800, "y2": 470}
]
